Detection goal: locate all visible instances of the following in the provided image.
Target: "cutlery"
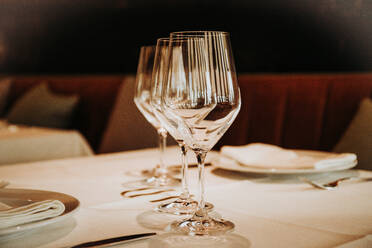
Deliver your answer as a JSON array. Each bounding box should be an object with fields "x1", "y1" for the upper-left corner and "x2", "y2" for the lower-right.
[
  {"x1": 299, "y1": 176, "x2": 372, "y2": 190},
  {"x1": 67, "y1": 232, "x2": 156, "y2": 248}
]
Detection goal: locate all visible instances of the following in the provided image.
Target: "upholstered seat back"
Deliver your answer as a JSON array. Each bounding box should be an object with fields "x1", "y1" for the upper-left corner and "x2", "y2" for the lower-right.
[
  {"x1": 217, "y1": 73, "x2": 372, "y2": 151},
  {"x1": 98, "y1": 76, "x2": 177, "y2": 153},
  {"x1": 6, "y1": 75, "x2": 124, "y2": 151}
]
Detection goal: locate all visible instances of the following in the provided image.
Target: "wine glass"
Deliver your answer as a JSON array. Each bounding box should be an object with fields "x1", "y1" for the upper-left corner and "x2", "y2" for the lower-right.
[
  {"x1": 150, "y1": 37, "x2": 213, "y2": 215},
  {"x1": 162, "y1": 31, "x2": 241, "y2": 235},
  {"x1": 133, "y1": 45, "x2": 180, "y2": 187}
]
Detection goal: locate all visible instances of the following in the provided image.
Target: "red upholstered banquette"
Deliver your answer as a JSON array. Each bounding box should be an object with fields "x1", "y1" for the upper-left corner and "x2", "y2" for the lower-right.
[
  {"x1": 5, "y1": 75, "x2": 124, "y2": 151},
  {"x1": 217, "y1": 73, "x2": 372, "y2": 151},
  {"x1": 5, "y1": 73, "x2": 372, "y2": 154}
]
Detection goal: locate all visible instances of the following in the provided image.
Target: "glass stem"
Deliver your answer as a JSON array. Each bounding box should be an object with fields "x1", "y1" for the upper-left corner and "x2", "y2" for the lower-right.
[
  {"x1": 156, "y1": 128, "x2": 168, "y2": 177},
  {"x1": 195, "y1": 150, "x2": 207, "y2": 218},
  {"x1": 179, "y1": 142, "x2": 190, "y2": 199}
]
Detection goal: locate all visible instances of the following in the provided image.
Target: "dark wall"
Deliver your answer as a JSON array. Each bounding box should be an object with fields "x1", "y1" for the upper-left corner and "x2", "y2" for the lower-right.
[{"x1": 0, "y1": 0, "x2": 372, "y2": 74}]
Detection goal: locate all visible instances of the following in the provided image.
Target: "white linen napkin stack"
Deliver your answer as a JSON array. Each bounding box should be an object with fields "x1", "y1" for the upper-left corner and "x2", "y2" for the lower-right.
[
  {"x1": 0, "y1": 199, "x2": 65, "y2": 229},
  {"x1": 220, "y1": 143, "x2": 357, "y2": 170}
]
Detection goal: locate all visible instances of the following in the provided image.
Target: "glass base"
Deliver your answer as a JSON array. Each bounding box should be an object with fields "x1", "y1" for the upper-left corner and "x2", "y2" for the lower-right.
[
  {"x1": 148, "y1": 233, "x2": 251, "y2": 248},
  {"x1": 169, "y1": 212, "x2": 234, "y2": 235},
  {"x1": 156, "y1": 198, "x2": 214, "y2": 215},
  {"x1": 145, "y1": 176, "x2": 181, "y2": 187},
  {"x1": 122, "y1": 176, "x2": 181, "y2": 188},
  {"x1": 136, "y1": 210, "x2": 187, "y2": 231},
  {"x1": 125, "y1": 167, "x2": 179, "y2": 178}
]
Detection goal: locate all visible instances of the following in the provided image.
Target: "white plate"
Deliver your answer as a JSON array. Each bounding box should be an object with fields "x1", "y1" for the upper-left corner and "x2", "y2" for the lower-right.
[
  {"x1": 0, "y1": 188, "x2": 80, "y2": 236},
  {"x1": 212, "y1": 150, "x2": 358, "y2": 174}
]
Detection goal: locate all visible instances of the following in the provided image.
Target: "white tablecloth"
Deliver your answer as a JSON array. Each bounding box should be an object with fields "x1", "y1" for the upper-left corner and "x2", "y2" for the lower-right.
[
  {"x1": 0, "y1": 123, "x2": 93, "y2": 165},
  {"x1": 0, "y1": 146, "x2": 371, "y2": 248}
]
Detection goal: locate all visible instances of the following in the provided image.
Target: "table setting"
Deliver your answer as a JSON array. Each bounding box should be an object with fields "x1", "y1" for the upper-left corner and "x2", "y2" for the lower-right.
[
  {"x1": 215, "y1": 143, "x2": 357, "y2": 174},
  {"x1": 0, "y1": 188, "x2": 77, "y2": 236},
  {"x1": 0, "y1": 145, "x2": 371, "y2": 248},
  {"x1": 0, "y1": 30, "x2": 371, "y2": 248}
]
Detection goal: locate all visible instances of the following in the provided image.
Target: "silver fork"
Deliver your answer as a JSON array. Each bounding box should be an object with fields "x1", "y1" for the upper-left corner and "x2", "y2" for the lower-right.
[{"x1": 297, "y1": 176, "x2": 372, "y2": 190}]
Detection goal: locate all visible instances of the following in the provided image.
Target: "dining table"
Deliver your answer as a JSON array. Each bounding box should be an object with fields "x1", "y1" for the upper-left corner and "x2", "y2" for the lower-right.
[
  {"x1": 0, "y1": 120, "x2": 94, "y2": 165},
  {"x1": 0, "y1": 146, "x2": 371, "y2": 248}
]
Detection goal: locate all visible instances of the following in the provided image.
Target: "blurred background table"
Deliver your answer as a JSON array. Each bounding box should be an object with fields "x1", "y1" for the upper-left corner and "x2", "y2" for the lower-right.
[{"x1": 0, "y1": 121, "x2": 93, "y2": 165}]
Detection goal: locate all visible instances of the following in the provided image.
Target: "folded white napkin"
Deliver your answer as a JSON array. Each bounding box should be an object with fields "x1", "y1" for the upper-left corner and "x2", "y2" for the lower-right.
[
  {"x1": 220, "y1": 143, "x2": 357, "y2": 170},
  {"x1": 0, "y1": 199, "x2": 65, "y2": 229}
]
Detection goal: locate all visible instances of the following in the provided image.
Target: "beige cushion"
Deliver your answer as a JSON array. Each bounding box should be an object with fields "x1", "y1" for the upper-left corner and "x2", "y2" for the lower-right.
[
  {"x1": 7, "y1": 83, "x2": 79, "y2": 129},
  {"x1": 99, "y1": 76, "x2": 176, "y2": 153},
  {"x1": 333, "y1": 98, "x2": 372, "y2": 171},
  {"x1": 0, "y1": 78, "x2": 12, "y2": 116}
]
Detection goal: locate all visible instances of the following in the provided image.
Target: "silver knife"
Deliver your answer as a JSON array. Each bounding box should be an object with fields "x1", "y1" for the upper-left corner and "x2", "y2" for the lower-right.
[{"x1": 66, "y1": 232, "x2": 156, "y2": 248}]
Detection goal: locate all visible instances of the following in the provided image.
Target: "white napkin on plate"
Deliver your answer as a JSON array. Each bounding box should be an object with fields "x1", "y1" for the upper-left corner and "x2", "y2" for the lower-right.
[
  {"x1": 220, "y1": 143, "x2": 357, "y2": 170},
  {"x1": 0, "y1": 199, "x2": 65, "y2": 229}
]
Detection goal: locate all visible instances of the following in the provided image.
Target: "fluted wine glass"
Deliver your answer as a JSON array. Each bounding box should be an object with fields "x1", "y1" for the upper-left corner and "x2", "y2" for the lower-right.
[
  {"x1": 150, "y1": 37, "x2": 214, "y2": 215},
  {"x1": 133, "y1": 45, "x2": 180, "y2": 187},
  {"x1": 162, "y1": 31, "x2": 241, "y2": 235}
]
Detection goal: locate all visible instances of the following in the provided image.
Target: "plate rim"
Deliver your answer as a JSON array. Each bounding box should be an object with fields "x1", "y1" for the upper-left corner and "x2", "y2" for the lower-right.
[
  {"x1": 0, "y1": 188, "x2": 80, "y2": 236},
  {"x1": 212, "y1": 150, "x2": 358, "y2": 174}
]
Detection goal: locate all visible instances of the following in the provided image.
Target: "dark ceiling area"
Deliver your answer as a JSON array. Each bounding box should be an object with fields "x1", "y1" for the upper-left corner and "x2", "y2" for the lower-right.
[{"x1": 0, "y1": 0, "x2": 372, "y2": 74}]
